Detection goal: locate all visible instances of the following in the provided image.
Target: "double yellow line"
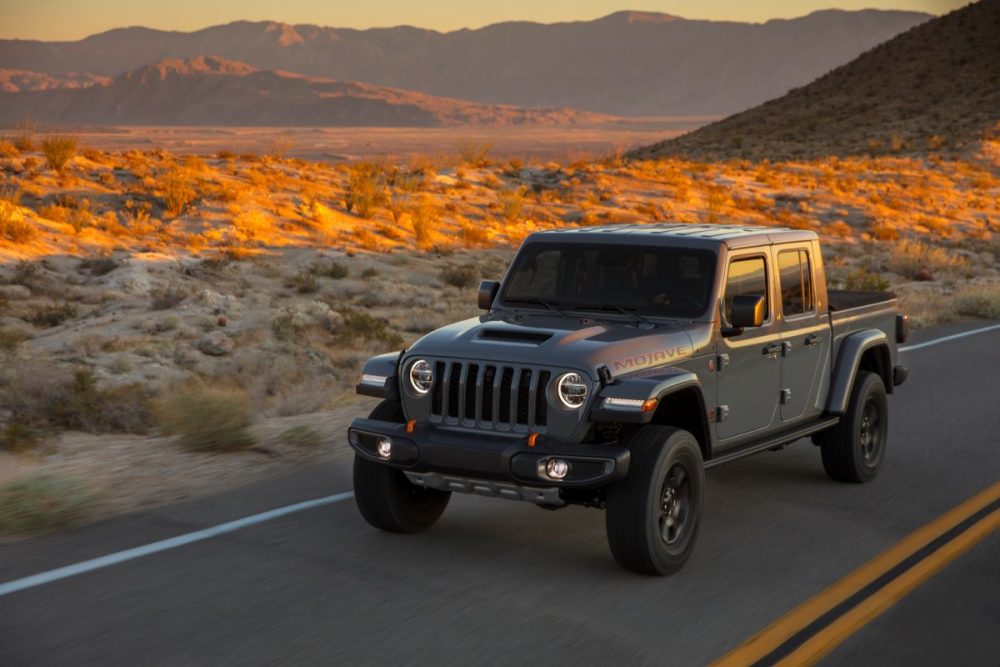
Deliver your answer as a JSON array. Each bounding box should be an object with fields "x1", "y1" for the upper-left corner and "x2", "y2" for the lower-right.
[{"x1": 714, "y1": 481, "x2": 1000, "y2": 666}]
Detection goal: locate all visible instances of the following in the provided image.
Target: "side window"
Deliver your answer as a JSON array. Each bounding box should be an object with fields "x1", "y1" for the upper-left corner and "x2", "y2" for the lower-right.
[
  {"x1": 723, "y1": 257, "x2": 768, "y2": 326},
  {"x1": 778, "y1": 249, "x2": 814, "y2": 317}
]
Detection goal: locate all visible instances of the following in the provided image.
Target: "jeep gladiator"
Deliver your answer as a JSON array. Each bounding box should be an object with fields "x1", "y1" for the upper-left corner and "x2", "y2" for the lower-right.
[{"x1": 348, "y1": 224, "x2": 909, "y2": 575}]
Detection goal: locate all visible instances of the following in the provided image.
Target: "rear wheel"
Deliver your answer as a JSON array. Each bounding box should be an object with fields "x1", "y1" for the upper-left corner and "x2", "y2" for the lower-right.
[
  {"x1": 819, "y1": 371, "x2": 888, "y2": 483},
  {"x1": 353, "y1": 400, "x2": 450, "y2": 533},
  {"x1": 605, "y1": 426, "x2": 704, "y2": 576}
]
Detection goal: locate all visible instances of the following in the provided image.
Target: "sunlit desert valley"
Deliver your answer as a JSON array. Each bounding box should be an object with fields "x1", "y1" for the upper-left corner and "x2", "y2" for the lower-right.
[{"x1": 0, "y1": 1, "x2": 997, "y2": 530}]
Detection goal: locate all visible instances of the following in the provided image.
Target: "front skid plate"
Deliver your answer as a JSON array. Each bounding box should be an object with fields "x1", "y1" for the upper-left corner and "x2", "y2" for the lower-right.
[{"x1": 404, "y1": 471, "x2": 564, "y2": 506}]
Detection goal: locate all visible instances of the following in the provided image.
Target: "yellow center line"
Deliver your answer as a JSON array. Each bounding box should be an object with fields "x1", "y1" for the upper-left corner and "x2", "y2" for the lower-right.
[
  {"x1": 778, "y1": 508, "x2": 1000, "y2": 666},
  {"x1": 713, "y1": 481, "x2": 1000, "y2": 667}
]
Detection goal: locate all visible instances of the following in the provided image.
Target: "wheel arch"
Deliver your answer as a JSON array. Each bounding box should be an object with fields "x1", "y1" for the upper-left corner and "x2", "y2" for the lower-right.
[
  {"x1": 649, "y1": 386, "x2": 712, "y2": 461},
  {"x1": 827, "y1": 330, "x2": 892, "y2": 414}
]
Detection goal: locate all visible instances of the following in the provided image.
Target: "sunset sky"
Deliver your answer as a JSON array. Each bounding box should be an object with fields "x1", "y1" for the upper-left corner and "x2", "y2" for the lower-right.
[{"x1": 1, "y1": 0, "x2": 966, "y2": 40}]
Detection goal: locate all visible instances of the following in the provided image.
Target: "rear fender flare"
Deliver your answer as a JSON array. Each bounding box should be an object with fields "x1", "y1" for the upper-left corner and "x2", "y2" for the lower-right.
[{"x1": 827, "y1": 330, "x2": 889, "y2": 414}]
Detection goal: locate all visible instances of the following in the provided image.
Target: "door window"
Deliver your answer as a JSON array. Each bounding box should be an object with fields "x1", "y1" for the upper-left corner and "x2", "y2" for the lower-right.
[
  {"x1": 778, "y1": 249, "x2": 814, "y2": 317},
  {"x1": 723, "y1": 257, "x2": 768, "y2": 326}
]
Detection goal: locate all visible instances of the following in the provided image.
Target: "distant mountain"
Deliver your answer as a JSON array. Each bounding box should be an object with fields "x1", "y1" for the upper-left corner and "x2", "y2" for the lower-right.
[
  {"x1": 632, "y1": 0, "x2": 1000, "y2": 160},
  {"x1": 0, "y1": 56, "x2": 610, "y2": 127},
  {"x1": 0, "y1": 68, "x2": 109, "y2": 92},
  {"x1": 0, "y1": 9, "x2": 932, "y2": 116}
]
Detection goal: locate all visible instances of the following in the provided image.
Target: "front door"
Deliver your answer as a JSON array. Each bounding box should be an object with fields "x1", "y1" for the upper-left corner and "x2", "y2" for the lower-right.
[
  {"x1": 777, "y1": 246, "x2": 831, "y2": 422},
  {"x1": 716, "y1": 253, "x2": 782, "y2": 443}
]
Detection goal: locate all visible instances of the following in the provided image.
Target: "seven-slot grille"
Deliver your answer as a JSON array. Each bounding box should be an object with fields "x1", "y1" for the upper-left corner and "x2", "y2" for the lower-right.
[{"x1": 431, "y1": 361, "x2": 552, "y2": 432}]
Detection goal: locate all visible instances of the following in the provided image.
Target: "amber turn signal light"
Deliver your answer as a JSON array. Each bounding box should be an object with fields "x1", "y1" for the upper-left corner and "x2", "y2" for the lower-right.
[{"x1": 406, "y1": 419, "x2": 417, "y2": 433}]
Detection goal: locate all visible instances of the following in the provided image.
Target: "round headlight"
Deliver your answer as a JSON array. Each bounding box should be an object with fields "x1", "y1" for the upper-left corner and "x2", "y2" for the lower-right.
[
  {"x1": 408, "y1": 359, "x2": 433, "y2": 395},
  {"x1": 555, "y1": 372, "x2": 588, "y2": 409}
]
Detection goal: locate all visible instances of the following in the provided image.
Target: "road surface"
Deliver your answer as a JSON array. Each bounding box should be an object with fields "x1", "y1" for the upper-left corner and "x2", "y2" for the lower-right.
[{"x1": 1, "y1": 322, "x2": 998, "y2": 665}]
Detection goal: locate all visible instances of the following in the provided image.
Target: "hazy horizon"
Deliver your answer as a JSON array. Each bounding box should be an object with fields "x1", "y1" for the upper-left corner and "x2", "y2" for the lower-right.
[{"x1": 1, "y1": 0, "x2": 965, "y2": 41}]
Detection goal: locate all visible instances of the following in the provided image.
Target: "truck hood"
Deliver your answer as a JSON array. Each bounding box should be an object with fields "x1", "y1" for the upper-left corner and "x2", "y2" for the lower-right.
[{"x1": 405, "y1": 313, "x2": 711, "y2": 380}]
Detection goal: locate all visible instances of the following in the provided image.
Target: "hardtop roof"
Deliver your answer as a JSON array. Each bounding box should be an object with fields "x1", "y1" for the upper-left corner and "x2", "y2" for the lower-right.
[{"x1": 529, "y1": 223, "x2": 817, "y2": 249}]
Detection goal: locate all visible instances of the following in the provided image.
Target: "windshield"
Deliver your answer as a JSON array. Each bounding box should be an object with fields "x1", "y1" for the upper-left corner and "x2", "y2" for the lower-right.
[{"x1": 500, "y1": 242, "x2": 717, "y2": 319}]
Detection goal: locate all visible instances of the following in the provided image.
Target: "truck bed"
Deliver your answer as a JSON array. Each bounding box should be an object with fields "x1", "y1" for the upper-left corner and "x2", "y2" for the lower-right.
[{"x1": 828, "y1": 290, "x2": 896, "y2": 312}]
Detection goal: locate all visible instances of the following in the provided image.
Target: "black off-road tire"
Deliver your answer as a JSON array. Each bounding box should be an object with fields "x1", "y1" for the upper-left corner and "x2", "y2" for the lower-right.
[
  {"x1": 353, "y1": 400, "x2": 450, "y2": 533},
  {"x1": 819, "y1": 371, "x2": 888, "y2": 483},
  {"x1": 605, "y1": 426, "x2": 704, "y2": 576}
]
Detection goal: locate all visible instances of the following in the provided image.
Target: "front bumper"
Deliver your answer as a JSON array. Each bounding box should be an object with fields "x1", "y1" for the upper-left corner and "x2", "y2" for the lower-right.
[{"x1": 348, "y1": 417, "x2": 629, "y2": 490}]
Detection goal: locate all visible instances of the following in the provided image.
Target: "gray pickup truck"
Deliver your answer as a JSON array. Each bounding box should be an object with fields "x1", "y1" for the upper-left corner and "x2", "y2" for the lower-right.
[{"x1": 348, "y1": 224, "x2": 908, "y2": 575}]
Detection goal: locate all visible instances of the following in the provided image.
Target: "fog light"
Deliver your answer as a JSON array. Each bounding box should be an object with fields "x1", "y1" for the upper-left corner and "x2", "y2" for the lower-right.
[
  {"x1": 376, "y1": 438, "x2": 392, "y2": 460},
  {"x1": 545, "y1": 458, "x2": 570, "y2": 480}
]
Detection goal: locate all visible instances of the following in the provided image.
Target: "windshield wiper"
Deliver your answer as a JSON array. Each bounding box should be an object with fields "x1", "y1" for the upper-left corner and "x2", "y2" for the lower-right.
[
  {"x1": 571, "y1": 304, "x2": 657, "y2": 328},
  {"x1": 506, "y1": 298, "x2": 571, "y2": 318}
]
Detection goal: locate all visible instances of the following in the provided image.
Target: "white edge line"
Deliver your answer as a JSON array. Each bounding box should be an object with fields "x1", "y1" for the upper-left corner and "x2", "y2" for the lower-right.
[
  {"x1": 899, "y1": 323, "x2": 1000, "y2": 353},
  {"x1": 3, "y1": 323, "x2": 999, "y2": 598},
  {"x1": 0, "y1": 491, "x2": 354, "y2": 598}
]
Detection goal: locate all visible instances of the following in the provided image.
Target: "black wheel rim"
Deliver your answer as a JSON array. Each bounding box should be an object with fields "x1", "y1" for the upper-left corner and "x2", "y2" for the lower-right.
[
  {"x1": 659, "y1": 463, "x2": 691, "y2": 546},
  {"x1": 859, "y1": 398, "x2": 882, "y2": 467}
]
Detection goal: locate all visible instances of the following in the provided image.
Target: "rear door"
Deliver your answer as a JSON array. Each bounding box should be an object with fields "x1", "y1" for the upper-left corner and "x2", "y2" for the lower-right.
[
  {"x1": 776, "y1": 245, "x2": 831, "y2": 422},
  {"x1": 716, "y1": 251, "x2": 782, "y2": 442}
]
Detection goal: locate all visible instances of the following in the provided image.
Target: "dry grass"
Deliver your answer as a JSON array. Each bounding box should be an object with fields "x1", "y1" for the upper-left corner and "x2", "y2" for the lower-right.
[
  {"x1": 954, "y1": 284, "x2": 1000, "y2": 320},
  {"x1": 41, "y1": 135, "x2": 78, "y2": 174},
  {"x1": 156, "y1": 386, "x2": 256, "y2": 452},
  {"x1": 0, "y1": 474, "x2": 96, "y2": 535}
]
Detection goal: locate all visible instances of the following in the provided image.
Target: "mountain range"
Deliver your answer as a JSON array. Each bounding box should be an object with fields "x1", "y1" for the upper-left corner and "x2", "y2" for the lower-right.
[
  {"x1": 0, "y1": 56, "x2": 610, "y2": 127},
  {"x1": 633, "y1": 0, "x2": 1000, "y2": 159},
  {"x1": 0, "y1": 9, "x2": 931, "y2": 117}
]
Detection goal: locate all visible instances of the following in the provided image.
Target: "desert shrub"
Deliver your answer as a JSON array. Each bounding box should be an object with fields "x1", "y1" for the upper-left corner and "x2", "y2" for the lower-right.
[
  {"x1": 843, "y1": 268, "x2": 892, "y2": 292},
  {"x1": 868, "y1": 220, "x2": 898, "y2": 241},
  {"x1": 440, "y1": 263, "x2": 478, "y2": 289},
  {"x1": 410, "y1": 195, "x2": 439, "y2": 249},
  {"x1": 309, "y1": 260, "x2": 348, "y2": 280},
  {"x1": 156, "y1": 386, "x2": 255, "y2": 452},
  {"x1": 0, "y1": 423, "x2": 44, "y2": 454},
  {"x1": 954, "y1": 285, "x2": 1000, "y2": 319},
  {"x1": 360, "y1": 267, "x2": 379, "y2": 279},
  {"x1": 2, "y1": 366, "x2": 152, "y2": 433},
  {"x1": 151, "y1": 285, "x2": 188, "y2": 310},
  {"x1": 0, "y1": 184, "x2": 21, "y2": 205},
  {"x1": 78, "y1": 256, "x2": 118, "y2": 276},
  {"x1": 0, "y1": 474, "x2": 95, "y2": 534},
  {"x1": 498, "y1": 188, "x2": 526, "y2": 223},
  {"x1": 335, "y1": 310, "x2": 404, "y2": 348},
  {"x1": 41, "y1": 135, "x2": 78, "y2": 174},
  {"x1": 888, "y1": 240, "x2": 966, "y2": 279},
  {"x1": 67, "y1": 200, "x2": 93, "y2": 234},
  {"x1": 281, "y1": 424, "x2": 323, "y2": 448},
  {"x1": 161, "y1": 167, "x2": 196, "y2": 217},
  {"x1": 0, "y1": 327, "x2": 31, "y2": 353},
  {"x1": 457, "y1": 139, "x2": 494, "y2": 167},
  {"x1": 12, "y1": 119, "x2": 37, "y2": 152},
  {"x1": 459, "y1": 220, "x2": 490, "y2": 248},
  {"x1": 345, "y1": 162, "x2": 386, "y2": 219},
  {"x1": 0, "y1": 200, "x2": 37, "y2": 243},
  {"x1": 231, "y1": 210, "x2": 272, "y2": 242},
  {"x1": 24, "y1": 303, "x2": 79, "y2": 328},
  {"x1": 287, "y1": 269, "x2": 319, "y2": 294}
]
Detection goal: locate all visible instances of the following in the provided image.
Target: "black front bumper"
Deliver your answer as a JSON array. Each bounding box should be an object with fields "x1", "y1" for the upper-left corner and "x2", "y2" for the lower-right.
[{"x1": 348, "y1": 418, "x2": 629, "y2": 490}]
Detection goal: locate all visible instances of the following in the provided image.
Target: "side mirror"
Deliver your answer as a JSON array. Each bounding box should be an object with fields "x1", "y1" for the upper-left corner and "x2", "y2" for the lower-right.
[
  {"x1": 723, "y1": 294, "x2": 765, "y2": 337},
  {"x1": 478, "y1": 280, "x2": 500, "y2": 310}
]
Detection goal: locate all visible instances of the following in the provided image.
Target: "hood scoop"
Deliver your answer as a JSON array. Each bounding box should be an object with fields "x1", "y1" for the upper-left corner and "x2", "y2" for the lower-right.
[{"x1": 478, "y1": 329, "x2": 553, "y2": 344}]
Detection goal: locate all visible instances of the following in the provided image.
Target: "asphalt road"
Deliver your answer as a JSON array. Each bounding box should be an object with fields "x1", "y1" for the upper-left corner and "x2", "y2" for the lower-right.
[{"x1": 2, "y1": 322, "x2": 998, "y2": 666}]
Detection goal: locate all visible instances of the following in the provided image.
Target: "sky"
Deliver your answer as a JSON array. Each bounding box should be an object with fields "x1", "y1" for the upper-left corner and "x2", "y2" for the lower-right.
[{"x1": 0, "y1": 0, "x2": 967, "y2": 41}]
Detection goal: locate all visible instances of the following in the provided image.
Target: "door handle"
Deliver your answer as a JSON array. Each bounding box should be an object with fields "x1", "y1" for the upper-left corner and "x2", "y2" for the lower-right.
[
  {"x1": 804, "y1": 334, "x2": 821, "y2": 348},
  {"x1": 762, "y1": 343, "x2": 782, "y2": 358}
]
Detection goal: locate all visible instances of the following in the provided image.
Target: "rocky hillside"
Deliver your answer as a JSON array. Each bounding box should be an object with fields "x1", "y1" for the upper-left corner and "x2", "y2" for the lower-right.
[
  {"x1": 0, "y1": 56, "x2": 609, "y2": 127},
  {"x1": 632, "y1": 0, "x2": 1000, "y2": 160},
  {"x1": 0, "y1": 69, "x2": 109, "y2": 92},
  {"x1": 0, "y1": 10, "x2": 931, "y2": 116}
]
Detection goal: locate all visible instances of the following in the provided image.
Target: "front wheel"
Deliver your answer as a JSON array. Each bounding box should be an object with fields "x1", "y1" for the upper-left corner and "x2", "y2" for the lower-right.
[
  {"x1": 605, "y1": 426, "x2": 704, "y2": 576},
  {"x1": 352, "y1": 400, "x2": 450, "y2": 533}
]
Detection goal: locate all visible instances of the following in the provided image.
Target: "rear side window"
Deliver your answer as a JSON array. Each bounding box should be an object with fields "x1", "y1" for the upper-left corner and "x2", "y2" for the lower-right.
[
  {"x1": 778, "y1": 249, "x2": 814, "y2": 317},
  {"x1": 723, "y1": 256, "x2": 768, "y2": 325}
]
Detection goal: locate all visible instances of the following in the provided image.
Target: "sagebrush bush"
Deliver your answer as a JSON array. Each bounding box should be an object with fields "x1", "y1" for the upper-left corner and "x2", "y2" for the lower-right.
[
  {"x1": 0, "y1": 474, "x2": 95, "y2": 534},
  {"x1": 843, "y1": 268, "x2": 892, "y2": 292},
  {"x1": 440, "y1": 263, "x2": 478, "y2": 289},
  {"x1": 457, "y1": 139, "x2": 493, "y2": 167},
  {"x1": 498, "y1": 188, "x2": 526, "y2": 223},
  {"x1": 888, "y1": 240, "x2": 966, "y2": 278},
  {"x1": 1, "y1": 365, "x2": 152, "y2": 433},
  {"x1": 0, "y1": 200, "x2": 37, "y2": 243},
  {"x1": 335, "y1": 310, "x2": 404, "y2": 348},
  {"x1": 345, "y1": 162, "x2": 386, "y2": 219},
  {"x1": 954, "y1": 285, "x2": 1000, "y2": 319},
  {"x1": 41, "y1": 135, "x2": 78, "y2": 174},
  {"x1": 24, "y1": 303, "x2": 79, "y2": 328},
  {"x1": 157, "y1": 386, "x2": 256, "y2": 452},
  {"x1": 161, "y1": 167, "x2": 196, "y2": 218}
]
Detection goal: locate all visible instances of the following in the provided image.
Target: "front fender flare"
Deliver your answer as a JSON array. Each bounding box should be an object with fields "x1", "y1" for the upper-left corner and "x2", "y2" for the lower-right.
[
  {"x1": 355, "y1": 351, "x2": 403, "y2": 400},
  {"x1": 591, "y1": 367, "x2": 701, "y2": 424}
]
